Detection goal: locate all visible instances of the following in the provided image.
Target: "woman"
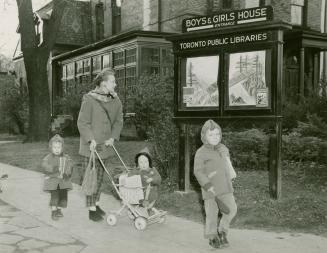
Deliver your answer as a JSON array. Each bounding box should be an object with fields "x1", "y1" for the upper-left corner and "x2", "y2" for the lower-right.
[{"x1": 77, "y1": 68, "x2": 123, "y2": 222}]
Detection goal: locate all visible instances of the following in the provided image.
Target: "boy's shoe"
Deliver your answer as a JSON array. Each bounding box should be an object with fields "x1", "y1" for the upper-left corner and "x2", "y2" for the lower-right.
[
  {"x1": 51, "y1": 211, "x2": 59, "y2": 221},
  {"x1": 218, "y1": 232, "x2": 229, "y2": 247},
  {"x1": 209, "y1": 237, "x2": 222, "y2": 249},
  {"x1": 96, "y1": 206, "x2": 106, "y2": 216},
  {"x1": 56, "y1": 209, "x2": 63, "y2": 217},
  {"x1": 89, "y1": 210, "x2": 103, "y2": 222}
]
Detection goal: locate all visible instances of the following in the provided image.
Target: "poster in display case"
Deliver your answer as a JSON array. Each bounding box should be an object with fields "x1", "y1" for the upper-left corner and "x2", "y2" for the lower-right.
[
  {"x1": 227, "y1": 50, "x2": 270, "y2": 108},
  {"x1": 181, "y1": 56, "x2": 219, "y2": 108}
]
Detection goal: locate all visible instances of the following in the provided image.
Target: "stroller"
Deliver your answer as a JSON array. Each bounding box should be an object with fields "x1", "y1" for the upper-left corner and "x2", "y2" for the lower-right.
[{"x1": 94, "y1": 147, "x2": 167, "y2": 231}]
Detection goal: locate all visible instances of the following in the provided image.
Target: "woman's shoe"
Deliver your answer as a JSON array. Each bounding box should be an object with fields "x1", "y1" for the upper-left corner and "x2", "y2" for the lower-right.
[
  {"x1": 96, "y1": 206, "x2": 106, "y2": 216},
  {"x1": 89, "y1": 210, "x2": 103, "y2": 222}
]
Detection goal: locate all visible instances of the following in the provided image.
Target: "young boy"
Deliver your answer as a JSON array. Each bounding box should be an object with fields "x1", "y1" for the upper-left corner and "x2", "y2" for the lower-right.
[
  {"x1": 42, "y1": 134, "x2": 73, "y2": 221},
  {"x1": 194, "y1": 119, "x2": 237, "y2": 249}
]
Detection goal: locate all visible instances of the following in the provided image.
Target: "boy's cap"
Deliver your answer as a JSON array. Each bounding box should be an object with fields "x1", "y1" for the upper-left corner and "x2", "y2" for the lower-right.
[{"x1": 201, "y1": 119, "x2": 222, "y2": 144}]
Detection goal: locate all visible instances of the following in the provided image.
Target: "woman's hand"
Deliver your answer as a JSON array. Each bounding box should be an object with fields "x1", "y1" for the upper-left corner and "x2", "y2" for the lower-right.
[
  {"x1": 89, "y1": 140, "x2": 97, "y2": 151},
  {"x1": 105, "y1": 138, "x2": 114, "y2": 147}
]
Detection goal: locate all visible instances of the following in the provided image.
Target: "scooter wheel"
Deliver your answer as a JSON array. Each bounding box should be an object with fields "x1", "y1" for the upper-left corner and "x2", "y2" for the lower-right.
[
  {"x1": 134, "y1": 217, "x2": 147, "y2": 230},
  {"x1": 106, "y1": 214, "x2": 117, "y2": 226}
]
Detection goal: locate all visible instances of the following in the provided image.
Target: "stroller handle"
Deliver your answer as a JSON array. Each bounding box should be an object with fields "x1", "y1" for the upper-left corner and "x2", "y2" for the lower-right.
[{"x1": 111, "y1": 145, "x2": 129, "y2": 172}]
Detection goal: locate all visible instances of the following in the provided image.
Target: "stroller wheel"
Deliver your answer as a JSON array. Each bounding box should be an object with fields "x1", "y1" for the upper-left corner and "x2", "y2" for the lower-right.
[
  {"x1": 127, "y1": 210, "x2": 135, "y2": 220},
  {"x1": 106, "y1": 214, "x2": 117, "y2": 226},
  {"x1": 134, "y1": 217, "x2": 147, "y2": 230}
]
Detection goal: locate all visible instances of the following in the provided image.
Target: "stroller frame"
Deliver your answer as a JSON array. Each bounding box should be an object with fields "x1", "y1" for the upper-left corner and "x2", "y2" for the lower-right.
[{"x1": 94, "y1": 147, "x2": 167, "y2": 230}]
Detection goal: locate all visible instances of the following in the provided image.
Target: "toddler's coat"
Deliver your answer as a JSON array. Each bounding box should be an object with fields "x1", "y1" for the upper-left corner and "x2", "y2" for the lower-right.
[{"x1": 42, "y1": 135, "x2": 73, "y2": 192}]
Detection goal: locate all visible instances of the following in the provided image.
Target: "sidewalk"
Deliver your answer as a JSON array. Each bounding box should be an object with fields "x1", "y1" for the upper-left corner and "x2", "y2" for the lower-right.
[{"x1": 1, "y1": 162, "x2": 327, "y2": 253}]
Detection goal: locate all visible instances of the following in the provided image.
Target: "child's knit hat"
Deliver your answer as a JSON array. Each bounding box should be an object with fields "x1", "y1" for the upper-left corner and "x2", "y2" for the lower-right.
[
  {"x1": 200, "y1": 119, "x2": 222, "y2": 144},
  {"x1": 135, "y1": 147, "x2": 153, "y2": 168},
  {"x1": 49, "y1": 134, "x2": 64, "y2": 153}
]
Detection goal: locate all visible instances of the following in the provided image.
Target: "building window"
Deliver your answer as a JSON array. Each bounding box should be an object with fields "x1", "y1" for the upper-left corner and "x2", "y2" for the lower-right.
[
  {"x1": 126, "y1": 67, "x2": 136, "y2": 91},
  {"x1": 66, "y1": 62, "x2": 75, "y2": 80},
  {"x1": 95, "y1": 3, "x2": 104, "y2": 40},
  {"x1": 113, "y1": 51, "x2": 124, "y2": 67},
  {"x1": 222, "y1": 0, "x2": 233, "y2": 9},
  {"x1": 245, "y1": 0, "x2": 267, "y2": 8},
  {"x1": 102, "y1": 53, "x2": 111, "y2": 69},
  {"x1": 161, "y1": 48, "x2": 174, "y2": 78},
  {"x1": 125, "y1": 48, "x2": 137, "y2": 65},
  {"x1": 76, "y1": 60, "x2": 83, "y2": 77},
  {"x1": 62, "y1": 65, "x2": 67, "y2": 80},
  {"x1": 141, "y1": 47, "x2": 160, "y2": 75},
  {"x1": 112, "y1": 0, "x2": 121, "y2": 35},
  {"x1": 83, "y1": 58, "x2": 91, "y2": 74},
  {"x1": 92, "y1": 55, "x2": 102, "y2": 75},
  {"x1": 126, "y1": 66, "x2": 137, "y2": 112},
  {"x1": 291, "y1": 0, "x2": 305, "y2": 26}
]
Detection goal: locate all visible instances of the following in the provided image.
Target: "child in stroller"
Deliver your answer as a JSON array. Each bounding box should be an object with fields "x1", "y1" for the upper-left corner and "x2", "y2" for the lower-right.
[
  {"x1": 97, "y1": 146, "x2": 166, "y2": 230},
  {"x1": 129, "y1": 147, "x2": 162, "y2": 215}
]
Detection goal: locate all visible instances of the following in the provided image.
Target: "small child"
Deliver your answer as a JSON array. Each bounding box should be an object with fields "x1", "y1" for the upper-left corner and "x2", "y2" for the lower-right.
[
  {"x1": 130, "y1": 147, "x2": 162, "y2": 214},
  {"x1": 194, "y1": 120, "x2": 237, "y2": 249},
  {"x1": 41, "y1": 134, "x2": 73, "y2": 221},
  {"x1": 0, "y1": 174, "x2": 8, "y2": 193}
]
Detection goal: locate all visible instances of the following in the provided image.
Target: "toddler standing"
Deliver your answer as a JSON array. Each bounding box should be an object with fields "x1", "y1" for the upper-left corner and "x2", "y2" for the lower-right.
[
  {"x1": 194, "y1": 120, "x2": 237, "y2": 249},
  {"x1": 42, "y1": 134, "x2": 73, "y2": 220}
]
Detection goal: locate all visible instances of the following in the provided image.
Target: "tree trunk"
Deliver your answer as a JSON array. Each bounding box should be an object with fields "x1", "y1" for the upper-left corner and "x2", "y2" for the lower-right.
[
  {"x1": 16, "y1": 0, "x2": 67, "y2": 142},
  {"x1": 24, "y1": 50, "x2": 51, "y2": 141}
]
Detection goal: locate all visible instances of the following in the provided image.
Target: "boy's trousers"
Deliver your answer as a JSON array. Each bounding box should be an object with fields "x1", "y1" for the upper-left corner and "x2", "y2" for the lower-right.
[{"x1": 204, "y1": 193, "x2": 237, "y2": 239}]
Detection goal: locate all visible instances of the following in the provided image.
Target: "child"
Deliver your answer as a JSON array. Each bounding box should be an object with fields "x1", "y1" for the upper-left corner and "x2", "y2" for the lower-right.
[
  {"x1": 131, "y1": 147, "x2": 162, "y2": 214},
  {"x1": 194, "y1": 120, "x2": 237, "y2": 249},
  {"x1": 41, "y1": 134, "x2": 73, "y2": 221}
]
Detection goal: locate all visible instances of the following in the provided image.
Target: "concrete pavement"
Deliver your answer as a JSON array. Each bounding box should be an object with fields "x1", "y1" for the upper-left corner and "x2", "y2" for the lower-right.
[{"x1": 1, "y1": 162, "x2": 327, "y2": 253}]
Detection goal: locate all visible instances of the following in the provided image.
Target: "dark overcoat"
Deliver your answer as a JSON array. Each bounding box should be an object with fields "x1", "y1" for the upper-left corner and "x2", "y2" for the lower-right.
[{"x1": 77, "y1": 93, "x2": 123, "y2": 159}]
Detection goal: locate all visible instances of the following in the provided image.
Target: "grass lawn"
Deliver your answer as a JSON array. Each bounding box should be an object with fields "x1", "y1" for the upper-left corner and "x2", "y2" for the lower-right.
[{"x1": 0, "y1": 137, "x2": 326, "y2": 237}]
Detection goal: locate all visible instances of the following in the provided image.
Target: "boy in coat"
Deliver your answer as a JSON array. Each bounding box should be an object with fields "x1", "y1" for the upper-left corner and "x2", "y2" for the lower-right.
[
  {"x1": 42, "y1": 134, "x2": 73, "y2": 221},
  {"x1": 77, "y1": 68, "x2": 123, "y2": 222},
  {"x1": 194, "y1": 120, "x2": 237, "y2": 249}
]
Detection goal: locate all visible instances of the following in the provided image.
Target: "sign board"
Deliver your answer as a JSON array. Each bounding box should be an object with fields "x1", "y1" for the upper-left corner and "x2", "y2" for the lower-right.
[
  {"x1": 177, "y1": 31, "x2": 270, "y2": 51},
  {"x1": 182, "y1": 6, "x2": 273, "y2": 32}
]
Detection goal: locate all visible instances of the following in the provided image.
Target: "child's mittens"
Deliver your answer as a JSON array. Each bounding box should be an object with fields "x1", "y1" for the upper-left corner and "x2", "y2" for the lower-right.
[
  {"x1": 215, "y1": 196, "x2": 230, "y2": 214},
  {"x1": 146, "y1": 177, "x2": 153, "y2": 183},
  {"x1": 206, "y1": 186, "x2": 216, "y2": 196}
]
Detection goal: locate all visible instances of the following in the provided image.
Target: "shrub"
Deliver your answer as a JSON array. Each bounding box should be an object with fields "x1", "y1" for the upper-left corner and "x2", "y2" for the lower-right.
[
  {"x1": 282, "y1": 132, "x2": 326, "y2": 163},
  {"x1": 282, "y1": 93, "x2": 327, "y2": 131},
  {"x1": 294, "y1": 114, "x2": 327, "y2": 138},
  {"x1": 134, "y1": 75, "x2": 178, "y2": 184},
  {"x1": 55, "y1": 81, "x2": 94, "y2": 135},
  {"x1": 223, "y1": 129, "x2": 269, "y2": 171},
  {"x1": 0, "y1": 76, "x2": 28, "y2": 134}
]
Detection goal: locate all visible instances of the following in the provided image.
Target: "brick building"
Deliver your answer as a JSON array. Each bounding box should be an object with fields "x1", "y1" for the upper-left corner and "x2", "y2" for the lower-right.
[{"x1": 14, "y1": 0, "x2": 327, "y2": 115}]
